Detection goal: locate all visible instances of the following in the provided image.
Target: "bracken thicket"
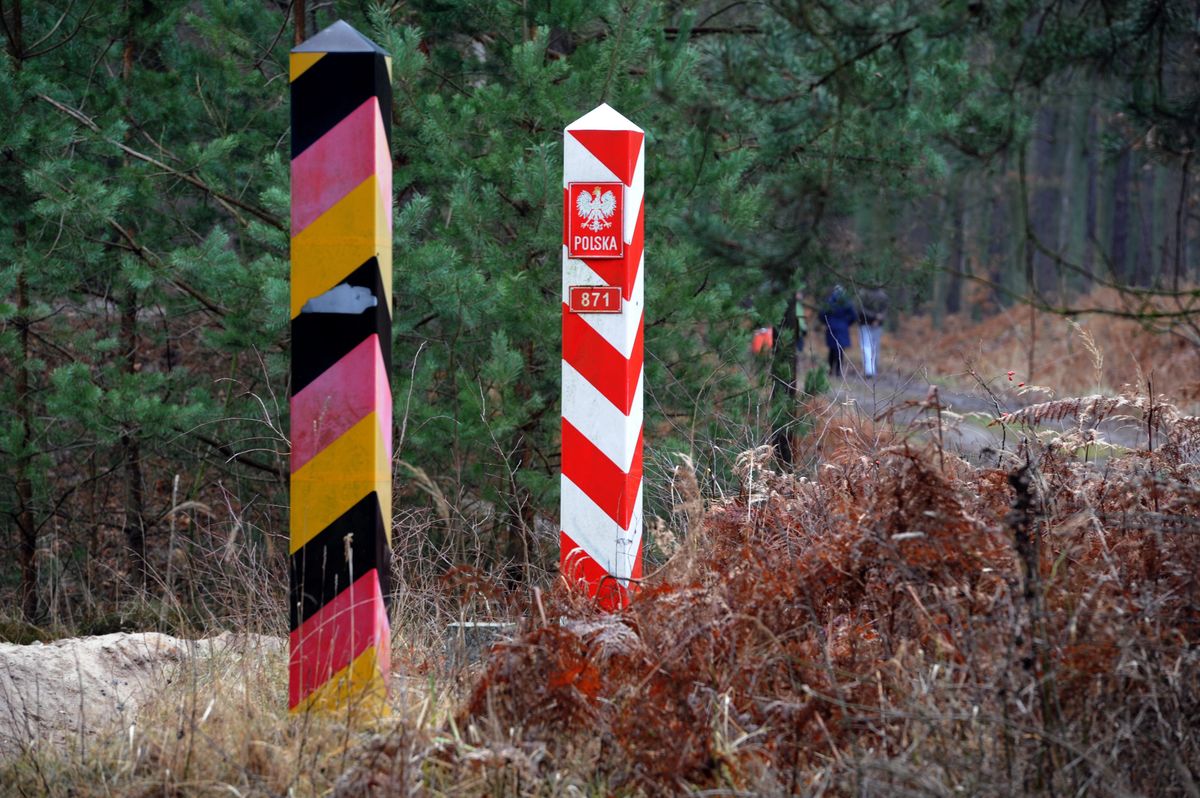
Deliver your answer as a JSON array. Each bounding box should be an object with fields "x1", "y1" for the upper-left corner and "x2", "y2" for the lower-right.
[{"x1": 341, "y1": 406, "x2": 1199, "y2": 796}]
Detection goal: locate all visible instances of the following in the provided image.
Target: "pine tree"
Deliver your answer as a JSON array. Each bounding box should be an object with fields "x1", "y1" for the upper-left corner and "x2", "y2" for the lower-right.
[
  {"x1": 4, "y1": 0, "x2": 1191, "y2": 624},
  {"x1": 367, "y1": 1, "x2": 762, "y2": 577},
  {"x1": 0, "y1": 0, "x2": 290, "y2": 622}
]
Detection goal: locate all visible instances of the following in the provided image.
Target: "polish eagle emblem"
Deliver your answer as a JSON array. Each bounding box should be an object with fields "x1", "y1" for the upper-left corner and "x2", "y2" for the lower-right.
[{"x1": 575, "y1": 186, "x2": 618, "y2": 232}]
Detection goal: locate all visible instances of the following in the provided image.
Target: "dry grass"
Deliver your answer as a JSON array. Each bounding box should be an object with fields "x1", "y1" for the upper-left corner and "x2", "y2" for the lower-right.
[
  {"x1": 0, "y1": 504, "x2": 500, "y2": 797},
  {"x1": 1, "y1": 634, "x2": 464, "y2": 797}
]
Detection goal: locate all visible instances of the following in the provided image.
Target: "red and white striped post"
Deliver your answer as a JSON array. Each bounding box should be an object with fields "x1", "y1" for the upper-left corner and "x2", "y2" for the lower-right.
[{"x1": 560, "y1": 104, "x2": 645, "y2": 610}]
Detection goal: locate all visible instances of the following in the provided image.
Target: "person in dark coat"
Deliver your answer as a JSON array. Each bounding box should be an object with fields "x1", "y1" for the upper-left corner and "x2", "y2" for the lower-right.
[{"x1": 820, "y1": 285, "x2": 856, "y2": 377}]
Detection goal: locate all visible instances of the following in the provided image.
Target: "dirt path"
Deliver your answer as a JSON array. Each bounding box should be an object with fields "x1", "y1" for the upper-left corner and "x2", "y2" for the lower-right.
[
  {"x1": 821, "y1": 357, "x2": 1146, "y2": 463},
  {"x1": 828, "y1": 367, "x2": 1007, "y2": 462}
]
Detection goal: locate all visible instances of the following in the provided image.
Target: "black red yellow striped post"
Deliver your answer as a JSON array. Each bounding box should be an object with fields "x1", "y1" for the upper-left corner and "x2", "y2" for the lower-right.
[{"x1": 288, "y1": 21, "x2": 392, "y2": 713}]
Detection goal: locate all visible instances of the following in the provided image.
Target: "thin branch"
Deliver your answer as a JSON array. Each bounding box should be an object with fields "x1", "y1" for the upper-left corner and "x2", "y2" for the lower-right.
[
  {"x1": 108, "y1": 219, "x2": 229, "y2": 318},
  {"x1": 697, "y1": 0, "x2": 753, "y2": 30},
  {"x1": 808, "y1": 26, "x2": 917, "y2": 94},
  {"x1": 38, "y1": 93, "x2": 286, "y2": 231},
  {"x1": 253, "y1": 0, "x2": 293, "y2": 69},
  {"x1": 0, "y1": 0, "x2": 17, "y2": 54},
  {"x1": 191, "y1": 431, "x2": 284, "y2": 477},
  {"x1": 25, "y1": 0, "x2": 98, "y2": 59},
  {"x1": 26, "y1": 0, "x2": 74, "y2": 50},
  {"x1": 945, "y1": 267, "x2": 1200, "y2": 327},
  {"x1": 663, "y1": 25, "x2": 762, "y2": 39}
]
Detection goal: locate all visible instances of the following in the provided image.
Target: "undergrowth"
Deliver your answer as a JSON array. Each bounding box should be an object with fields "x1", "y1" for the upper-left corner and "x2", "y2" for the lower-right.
[
  {"x1": 415, "y1": 439, "x2": 1200, "y2": 792},
  {"x1": 350, "y1": 406, "x2": 1199, "y2": 795},
  {"x1": 2, "y1": 383, "x2": 1198, "y2": 796}
]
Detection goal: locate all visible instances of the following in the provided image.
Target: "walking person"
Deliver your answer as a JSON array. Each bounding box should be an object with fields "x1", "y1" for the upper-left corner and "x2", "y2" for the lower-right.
[
  {"x1": 820, "y1": 285, "x2": 856, "y2": 378},
  {"x1": 857, "y1": 286, "x2": 889, "y2": 379}
]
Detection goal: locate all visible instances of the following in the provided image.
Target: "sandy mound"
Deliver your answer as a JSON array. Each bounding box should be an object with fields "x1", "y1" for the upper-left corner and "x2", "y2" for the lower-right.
[{"x1": 0, "y1": 632, "x2": 281, "y2": 758}]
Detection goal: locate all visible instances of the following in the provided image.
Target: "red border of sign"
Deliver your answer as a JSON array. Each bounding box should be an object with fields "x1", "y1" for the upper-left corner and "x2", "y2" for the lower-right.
[
  {"x1": 568, "y1": 285, "x2": 623, "y2": 314},
  {"x1": 567, "y1": 182, "x2": 625, "y2": 259}
]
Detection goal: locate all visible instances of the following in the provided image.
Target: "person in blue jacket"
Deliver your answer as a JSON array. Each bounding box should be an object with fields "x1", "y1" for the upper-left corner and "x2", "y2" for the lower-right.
[{"x1": 820, "y1": 285, "x2": 856, "y2": 377}]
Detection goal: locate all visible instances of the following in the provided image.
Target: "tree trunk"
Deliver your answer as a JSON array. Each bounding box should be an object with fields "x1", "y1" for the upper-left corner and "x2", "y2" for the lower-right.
[
  {"x1": 1110, "y1": 146, "x2": 1132, "y2": 281},
  {"x1": 4, "y1": 0, "x2": 36, "y2": 626},
  {"x1": 769, "y1": 290, "x2": 802, "y2": 467},
  {"x1": 508, "y1": 338, "x2": 538, "y2": 587},
  {"x1": 1081, "y1": 104, "x2": 1098, "y2": 281},
  {"x1": 1056, "y1": 97, "x2": 1079, "y2": 296},
  {"x1": 294, "y1": 0, "x2": 306, "y2": 45},
  {"x1": 118, "y1": 6, "x2": 150, "y2": 589},
  {"x1": 15, "y1": 251, "x2": 39, "y2": 622},
  {"x1": 120, "y1": 289, "x2": 148, "y2": 587},
  {"x1": 986, "y1": 167, "x2": 1008, "y2": 311},
  {"x1": 1153, "y1": 164, "x2": 1170, "y2": 289},
  {"x1": 1030, "y1": 107, "x2": 1058, "y2": 299},
  {"x1": 1134, "y1": 159, "x2": 1155, "y2": 287},
  {"x1": 946, "y1": 183, "x2": 966, "y2": 315},
  {"x1": 1174, "y1": 155, "x2": 1191, "y2": 290}
]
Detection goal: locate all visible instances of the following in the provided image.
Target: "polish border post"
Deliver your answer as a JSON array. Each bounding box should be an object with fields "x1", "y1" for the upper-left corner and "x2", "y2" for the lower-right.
[{"x1": 560, "y1": 104, "x2": 646, "y2": 609}]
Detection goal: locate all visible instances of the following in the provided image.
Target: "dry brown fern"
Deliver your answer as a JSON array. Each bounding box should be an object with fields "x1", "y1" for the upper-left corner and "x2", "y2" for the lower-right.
[
  {"x1": 999, "y1": 392, "x2": 1145, "y2": 428},
  {"x1": 441, "y1": 416, "x2": 1200, "y2": 797},
  {"x1": 998, "y1": 390, "x2": 1200, "y2": 459}
]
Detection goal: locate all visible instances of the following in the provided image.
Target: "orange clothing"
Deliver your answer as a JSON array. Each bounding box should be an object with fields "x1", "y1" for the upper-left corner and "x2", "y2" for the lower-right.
[{"x1": 751, "y1": 326, "x2": 774, "y2": 355}]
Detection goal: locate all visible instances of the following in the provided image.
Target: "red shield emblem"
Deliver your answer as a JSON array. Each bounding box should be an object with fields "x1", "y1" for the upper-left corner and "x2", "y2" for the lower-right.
[{"x1": 567, "y1": 182, "x2": 624, "y2": 259}]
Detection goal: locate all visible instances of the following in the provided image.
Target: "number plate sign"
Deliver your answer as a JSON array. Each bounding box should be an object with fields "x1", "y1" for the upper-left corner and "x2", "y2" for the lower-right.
[
  {"x1": 567, "y1": 182, "x2": 624, "y2": 259},
  {"x1": 568, "y1": 285, "x2": 622, "y2": 314}
]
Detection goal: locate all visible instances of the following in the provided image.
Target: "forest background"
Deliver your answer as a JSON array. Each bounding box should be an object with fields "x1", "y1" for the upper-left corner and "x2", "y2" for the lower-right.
[{"x1": 0, "y1": 0, "x2": 1197, "y2": 631}]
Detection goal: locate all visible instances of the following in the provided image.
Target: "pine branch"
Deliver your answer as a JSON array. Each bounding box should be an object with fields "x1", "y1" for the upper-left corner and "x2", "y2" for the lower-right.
[
  {"x1": 662, "y1": 25, "x2": 762, "y2": 39},
  {"x1": 108, "y1": 219, "x2": 229, "y2": 318},
  {"x1": 24, "y1": 0, "x2": 98, "y2": 59},
  {"x1": 38, "y1": 93, "x2": 286, "y2": 232}
]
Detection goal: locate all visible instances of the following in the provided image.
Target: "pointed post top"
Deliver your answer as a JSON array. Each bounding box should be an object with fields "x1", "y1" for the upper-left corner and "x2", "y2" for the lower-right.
[
  {"x1": 292, "y1": 20, "x2": 388, "y2": 55},
  {"x1": 566, "y1": 103, "x2": 643, "y2": 133}
]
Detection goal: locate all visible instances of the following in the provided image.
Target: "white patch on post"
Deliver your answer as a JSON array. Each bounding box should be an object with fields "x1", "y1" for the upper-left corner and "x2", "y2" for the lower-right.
[{"x1": 300, "y1": 283, "x2": 377, "y2": 314}]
